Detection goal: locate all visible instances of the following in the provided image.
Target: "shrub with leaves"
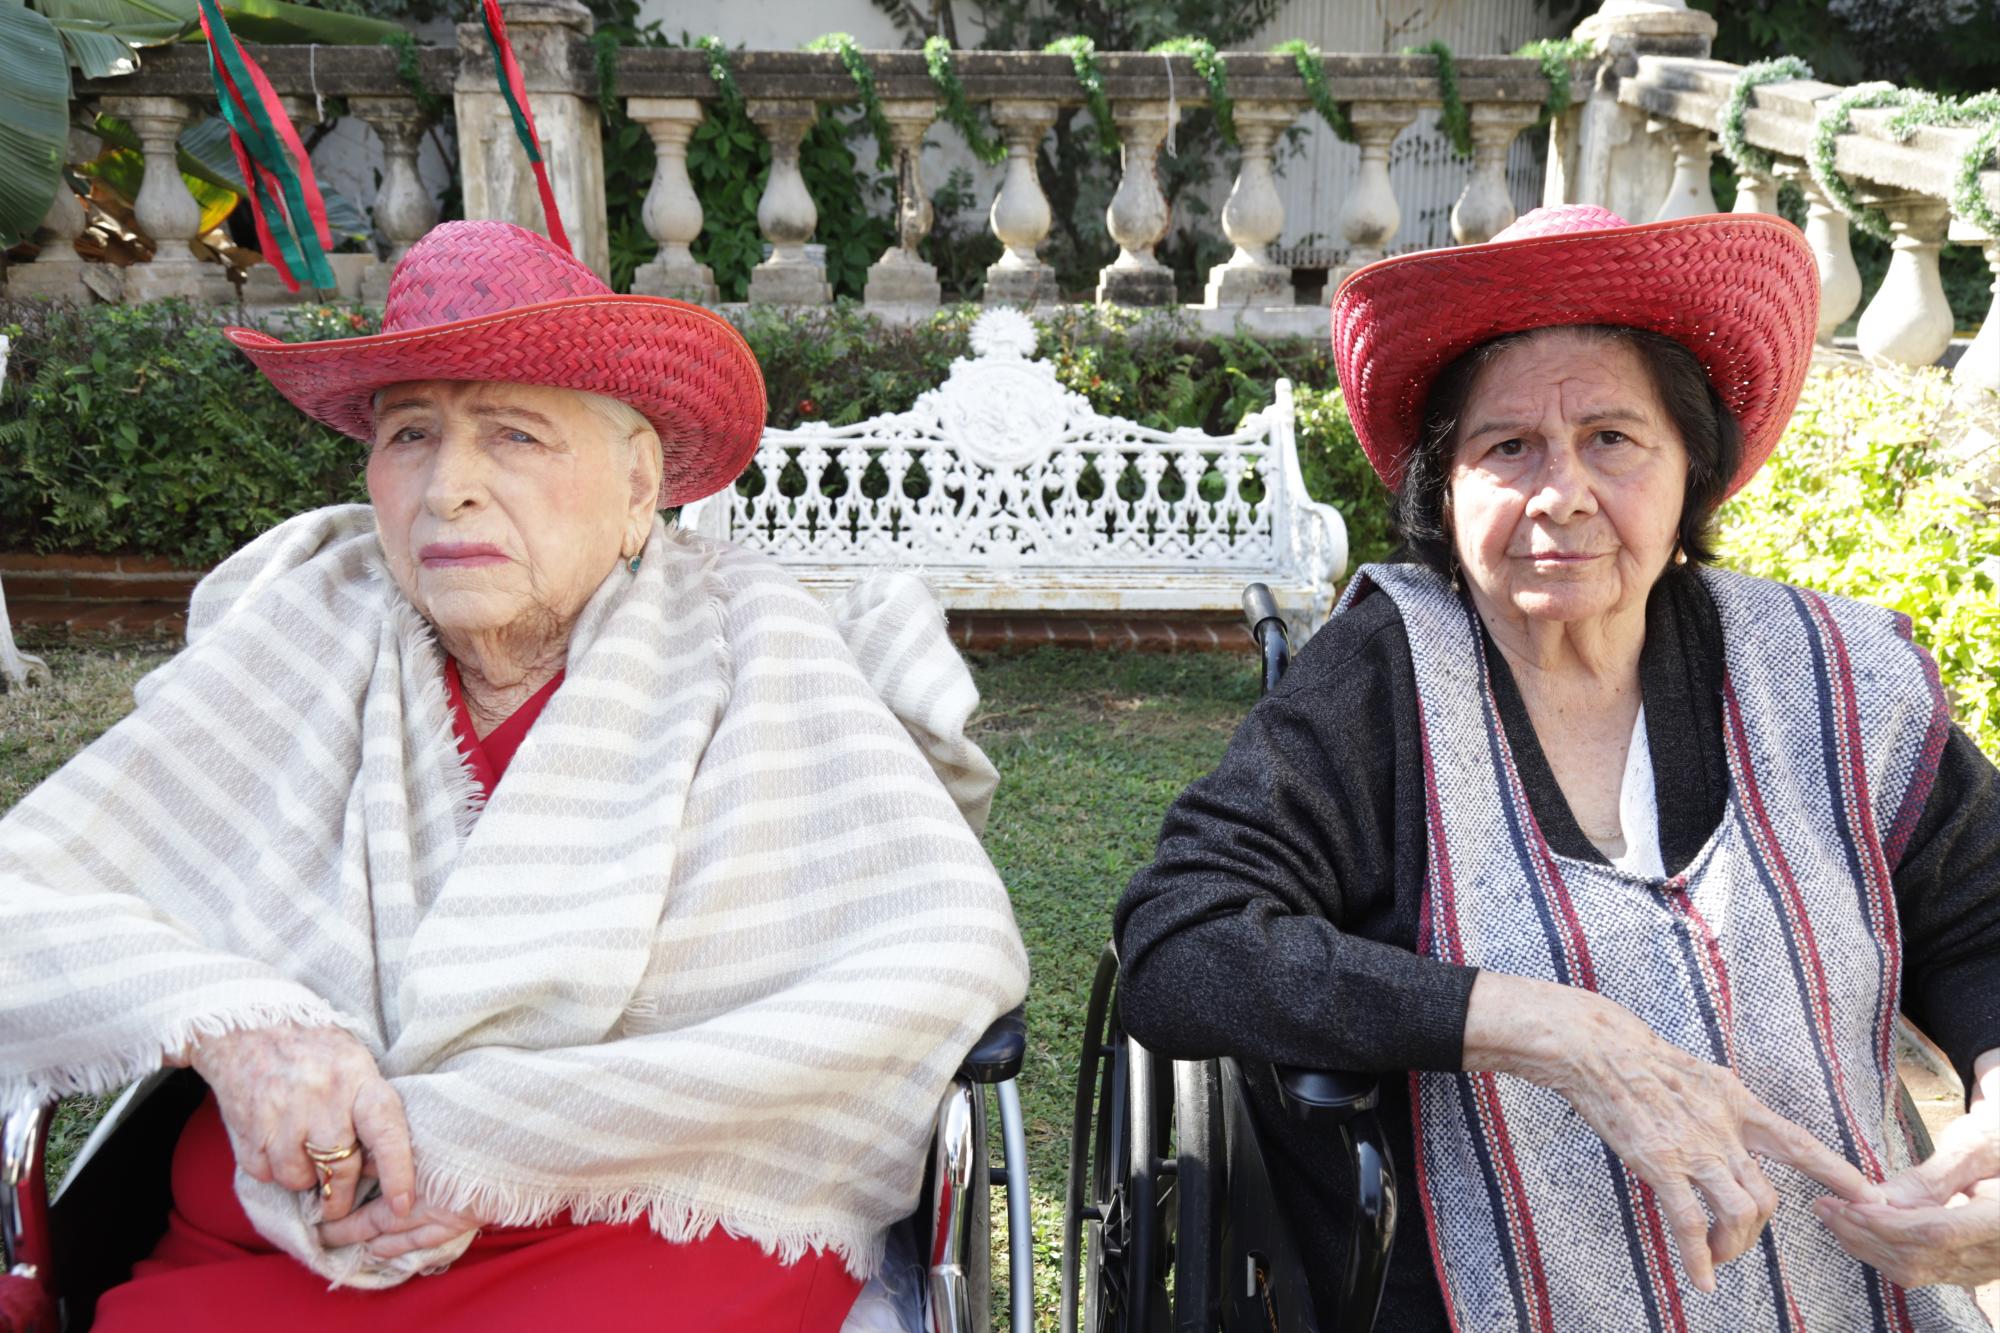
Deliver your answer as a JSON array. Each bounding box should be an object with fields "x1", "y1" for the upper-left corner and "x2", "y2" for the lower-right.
[
  {"x1": 0, "y1": 299, "x2": 370, "y2": 566},
  {"x1": 1717, "y1": 364, "x2": 2000, "y2": 754}
]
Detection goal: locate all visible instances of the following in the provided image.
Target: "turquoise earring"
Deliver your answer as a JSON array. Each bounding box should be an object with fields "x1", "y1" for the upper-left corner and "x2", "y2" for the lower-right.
[{"x1": 628, "y1": 554, "x2": 642, "y2": 574}]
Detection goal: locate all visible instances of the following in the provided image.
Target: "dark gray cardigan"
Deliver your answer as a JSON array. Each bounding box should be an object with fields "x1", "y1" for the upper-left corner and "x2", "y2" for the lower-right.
[{"x1": 1114, "y1": 564, "x2": 2000, "y2": 1330}]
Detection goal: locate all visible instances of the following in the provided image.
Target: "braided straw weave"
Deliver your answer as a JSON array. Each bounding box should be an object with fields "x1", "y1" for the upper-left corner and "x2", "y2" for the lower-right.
[
  {"x1": 227, "y1": 221, "x2": 767, "y2": 508},
  {"x1": 1331, "y1": 206, "x2": 1819, "y2": 497}
]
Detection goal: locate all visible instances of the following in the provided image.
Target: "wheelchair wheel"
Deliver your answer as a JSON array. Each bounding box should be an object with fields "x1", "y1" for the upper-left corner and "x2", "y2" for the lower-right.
[{"x1": 1062, "y1": 942, "x2": 1222, "y2": 1333}]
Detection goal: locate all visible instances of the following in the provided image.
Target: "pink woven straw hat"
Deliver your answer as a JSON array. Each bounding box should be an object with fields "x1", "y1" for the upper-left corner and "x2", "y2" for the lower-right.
[
  {"x1": 226, "y1": 220, "x2": 767, "y2": 508},
  {"x1": 1329, "y1": 205, "x2": 1819, "y2": 497}
]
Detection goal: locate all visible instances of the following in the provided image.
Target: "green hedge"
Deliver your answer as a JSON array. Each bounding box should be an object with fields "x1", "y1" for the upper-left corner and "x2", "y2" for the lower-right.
[{"x1": 0, "y1": 298, "x2": 1399, "y2": 569}]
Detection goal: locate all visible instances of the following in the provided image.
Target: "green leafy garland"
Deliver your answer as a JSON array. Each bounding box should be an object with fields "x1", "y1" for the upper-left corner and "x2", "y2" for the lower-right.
[
  {"x1": 1149, "y1": 36, "x2": 1234, "y2": 147},
  {"x1": 1045, "y1": 35, "x2": 1119, "y2": 156},
  {"x1": 1810, "y1": 83, "x2": 2000, "y2": 239},
  {"x1": 1272, "y1": 39, "x2": 1353, "y2": 143},
  {"x1": 384, "y1": 30, "x2": 448, "y2": 125},
  {"x1": 805, "y1": 33, "x2": 894, "y2": 170},
  {"x1": 694, "y1": 35, "x2": 743, "y2": 113},
  {"x1": 1401, "y1": 39, "x2": 1469, "y2": 157},
  {"x1": 1512, "y1": 36, "x2": 1593, "y2": 125},
  {"x1": 1718, "y1": 56, "x2": 1812, "y2": 177},
  {"x1": 921, "y1": 37, "x2": 1004, "y2": 165}
]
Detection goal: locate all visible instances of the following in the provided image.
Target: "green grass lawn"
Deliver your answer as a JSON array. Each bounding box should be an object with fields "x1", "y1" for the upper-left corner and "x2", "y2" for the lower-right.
[{"x1": 0, "y1": 636, "x2": 1255, "y2": 1330}]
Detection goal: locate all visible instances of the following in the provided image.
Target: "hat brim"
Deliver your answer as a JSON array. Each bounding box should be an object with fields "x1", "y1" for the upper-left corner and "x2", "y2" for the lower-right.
[
  {"x1": 227, "y1": 294, "x2": 767, "y2": 508},
  {"x1": 1330, "y1": 213, "x2": 1819, "y2": 497}
]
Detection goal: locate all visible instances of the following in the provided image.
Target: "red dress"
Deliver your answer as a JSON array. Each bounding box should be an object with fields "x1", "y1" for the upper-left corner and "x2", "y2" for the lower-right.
[{"x1": 93, "y1": 662, "x2": 864, "y2": 1333}]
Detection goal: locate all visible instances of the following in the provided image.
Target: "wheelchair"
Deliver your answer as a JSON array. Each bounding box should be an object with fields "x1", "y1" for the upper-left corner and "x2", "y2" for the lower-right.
[
  {"x1": 1060, "y1": 584, "x2": 1394, "y2": 1333},
  {"x1": 0, "y1": 1005, "x2": 1033, "y2": 1333}
]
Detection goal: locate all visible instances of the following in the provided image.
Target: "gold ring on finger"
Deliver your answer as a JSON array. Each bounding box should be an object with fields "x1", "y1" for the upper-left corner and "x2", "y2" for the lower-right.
[
  {"x1": 314, "y1": 1160, "x2": 337, "y2": 1200},
  {"x1": 303, "y1": 1140, "x2": 359, "y2": 1166}
]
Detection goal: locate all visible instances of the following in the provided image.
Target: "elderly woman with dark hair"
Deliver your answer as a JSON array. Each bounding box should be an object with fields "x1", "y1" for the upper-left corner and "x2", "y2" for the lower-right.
[{"x1": 1117, "y1": 206, "x2": 2000, "y2": 1330}]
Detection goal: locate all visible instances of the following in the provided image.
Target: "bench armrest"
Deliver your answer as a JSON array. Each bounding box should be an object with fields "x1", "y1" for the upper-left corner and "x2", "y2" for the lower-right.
[{"x1": 957, "y1": 1005, "x2": 1026, "y2": 1084}]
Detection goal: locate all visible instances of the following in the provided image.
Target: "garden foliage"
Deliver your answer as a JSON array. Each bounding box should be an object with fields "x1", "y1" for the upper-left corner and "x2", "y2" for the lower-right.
[{"x1": 1716, "y1": 366, "x2": 2000, "y2": 755}]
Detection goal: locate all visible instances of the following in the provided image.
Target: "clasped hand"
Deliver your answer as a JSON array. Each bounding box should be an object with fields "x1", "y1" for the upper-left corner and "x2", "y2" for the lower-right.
[
  {"x1": 185, "y1": 1023, "x2": 485, "y2": 1259},
  {"x1": 1815, "y1": 1052, "x2": 2000, "y2": 1290}
]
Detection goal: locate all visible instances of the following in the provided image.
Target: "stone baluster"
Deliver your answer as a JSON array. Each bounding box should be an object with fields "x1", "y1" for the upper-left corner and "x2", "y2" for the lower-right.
[
  {"x1": 103, "y1": 95, "x2": 217, "y2": 301},
  {"x1": 7, "y1": 124, "x2": 103, "y2": 303},
  {"x1": 351, "y1": 95, "x2": 438, "y2": 267},
  {"x1": 1953, "y1": 220, "x2": 1998, "y2": 393},
  {"x1": 1651, "y1": 121, "x2": 1717, "y2": 220},
  {"x1": 1855, "y1": 193, "x2": 1953, "y2": 366},
  {"x1": 1203, "y1": 99, "x2": 1305, "y2": 309},
  {"x1": 1731, "y1": 165, "x2": 1781, "y2": 216},
  {"x1": 747, "y1": 99, "x2": 830, "y2": 306},
  {"x1": 1333, "y1": 101, "x2": 1421, "y2": 282},
  {"x1": 625, "y1": 97, "x2": 716, "y2": 303},
  {"x1": 984, "y1": 99, "x2": 1060, "y2": 307},
  {"x1": 1777, "y1": 161, "x2": 1862, "y2": 343},
  {"x1": 1097, "y1": 101, "x2": 1177, "y2": 307},
  {"x1": 1452, "y1": 101, "x2": 1542, "y2": 245},
  {"x1": 864, "y1": 100, "x2": 941, "y2": 309}
]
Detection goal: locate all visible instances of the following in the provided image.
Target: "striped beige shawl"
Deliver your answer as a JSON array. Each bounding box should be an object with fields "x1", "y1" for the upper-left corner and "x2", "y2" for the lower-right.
[{"x1": 0, "y1": 505, "x2": 1029, "y2": 1286}]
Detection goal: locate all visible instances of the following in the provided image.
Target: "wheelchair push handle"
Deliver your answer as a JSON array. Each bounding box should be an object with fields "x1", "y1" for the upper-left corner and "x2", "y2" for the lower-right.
[{"x1": 1241, "y1": 583, "x2": 1284, "y2": 638}]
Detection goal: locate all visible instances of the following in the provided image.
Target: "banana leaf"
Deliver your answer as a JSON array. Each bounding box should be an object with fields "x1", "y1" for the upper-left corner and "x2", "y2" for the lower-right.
[{"x1": 0, "y1": 0, "x2": 72, "y2": 247}]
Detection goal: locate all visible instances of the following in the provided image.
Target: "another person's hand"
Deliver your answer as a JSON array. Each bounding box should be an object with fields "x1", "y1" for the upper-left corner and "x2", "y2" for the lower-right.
[
  {"x1": 1815, "y1": 1050, "x2": 2000, "y2": 1290},
  {"x1": 183, "y1": 1023, "x2": 414, "y2": 1224},
  {"x1": 317, "y1": 1191, "x2": 485, "y2": 1260},
  {"x1": 1464, "y1": 972, "x2": 1885, "y2": 1294}
]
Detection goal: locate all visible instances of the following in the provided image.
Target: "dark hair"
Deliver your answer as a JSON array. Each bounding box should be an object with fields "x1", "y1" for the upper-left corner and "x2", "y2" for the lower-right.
[{"x1": 1395, "y1": 325, "x2": 1741, "y2": 575}]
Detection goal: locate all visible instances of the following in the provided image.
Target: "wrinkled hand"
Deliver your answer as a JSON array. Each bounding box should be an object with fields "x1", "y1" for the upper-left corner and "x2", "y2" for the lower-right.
[
  {"x1": 1466, "y1": 975, "x2": 1884, "y2": 1295},
  {"x1": 1815, "y1": 1052, "x2": 2000, "y2": 1289},
  {"x1": 317, "y1": 1191, "x2": 484, "y2": 1261},
  {"x1": 184, "y1": 1023, "x2": 414, "y2": 1224}
]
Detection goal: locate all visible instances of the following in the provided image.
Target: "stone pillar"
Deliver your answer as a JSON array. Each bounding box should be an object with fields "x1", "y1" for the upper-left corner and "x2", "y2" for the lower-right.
[
  {"x1": 1855, "y1": 193, "x2": 1953, "y2": 366},
  {"x1": 351, "y1": 96, "x2": 437, "y2": 267},
  {"x1": 1452, "y1": 102, "x2": 1541, "y2": 244},
  {"x1": 1651, "y1": 121, "x2": 1716, "y2": 220},
  {"x1": 1332, "y1": 101, "x2": 1420, "y2": 282},
  {"x1": 1203, "y1": 100, "x2": 1304, "y2": 309},
  {"x1": 6, "y1": 124, "x2": 105, "y2": 303},
  {"x1": 1731, "y1": 164, "x2": 1780, "y2": 216},
  {"x1": 984, "y1": 99, "x2": 1059, "y2": 307},
  {"x1": 103, "y1": 95, "x2": 217, "y2": 301},
  {"x1": 626, "y1": 97, "x2": 717, "y2": 304},
  {"x1": 865, "y1": 100, "x2": 941, "y2": 308},
  {"x1": 1547, "y1": 0, "x2": 1716, "y2": 221},
  {"x1": 1096, "y1": 101, "x2": 1176, "y2": 307},
  {"x1": 1777, "y1": 161, "x2": 1861, "y2": 343},
  {"x1": 1952, "y1": 223, "x2": 1998, "y2": 394},
  {"x1": 745, "y1": 100, "x2": 829, "y2": 306},
  {"x1": 454, "y1": 0, "x2": 608, "y2": 279}
]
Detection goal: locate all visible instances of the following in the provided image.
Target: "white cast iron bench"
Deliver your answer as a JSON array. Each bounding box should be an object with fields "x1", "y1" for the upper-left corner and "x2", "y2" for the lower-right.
[{"x1": 681, "y1": 311, "x2": 1349, "y2": 626}]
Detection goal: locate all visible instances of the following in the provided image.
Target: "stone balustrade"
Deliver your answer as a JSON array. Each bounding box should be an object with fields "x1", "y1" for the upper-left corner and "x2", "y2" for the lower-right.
[
  {"x1": 1603, "y1": 53, "x2": 2000, "y2": 385},
  {"x1": 2, "y1": 0, "x2": 1992, "y2": 393},
  {"x1": 7, "y1": 29, "x2": 1557, "y2": 336}
]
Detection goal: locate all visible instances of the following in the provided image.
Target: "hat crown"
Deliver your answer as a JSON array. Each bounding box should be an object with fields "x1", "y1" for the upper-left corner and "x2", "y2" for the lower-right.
[
  {"x1": 1491, "y1": 204, "x2": 1631, "y2": 243},
  {"x1": 380, "y1": 220, "x2": 608, "y2": 333}
]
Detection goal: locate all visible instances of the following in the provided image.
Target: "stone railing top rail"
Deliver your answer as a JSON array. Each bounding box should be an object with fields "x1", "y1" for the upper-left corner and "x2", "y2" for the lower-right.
[
  {"x1": 78, "y1": 41, "x2": 459, "y2": 99},
  {"x1": 77, "y1": 41, "x2": 1562, "y2": 108},
  {"x1": 1617, "y1": 55, "x2": 2000, "y2": 221}
]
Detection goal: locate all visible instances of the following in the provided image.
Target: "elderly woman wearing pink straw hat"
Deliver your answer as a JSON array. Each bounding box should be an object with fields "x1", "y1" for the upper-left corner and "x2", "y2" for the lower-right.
[
  {"x1": 1117, "y1": 206, "x2": 2000, "y2": 1330},
  {"x1": 0, "y1": 220, "x2": 1027, "y2": 1332}
]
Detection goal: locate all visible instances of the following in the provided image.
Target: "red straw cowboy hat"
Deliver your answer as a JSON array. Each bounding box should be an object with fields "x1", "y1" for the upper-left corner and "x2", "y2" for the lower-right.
[
  {"x1": 1330, "y1": 205, "x2": 1819, "y2": 498},
  {"x1": 227, "y1": 220, "x2": 767, "y2": 508}
]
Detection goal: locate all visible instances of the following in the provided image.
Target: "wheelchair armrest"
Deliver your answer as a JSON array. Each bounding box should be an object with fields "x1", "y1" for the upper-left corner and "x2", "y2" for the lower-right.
[
  {"x1": 2, "y1": 1093, "x2": 56, "y2": 1288},
  {"x1": 1273, "y1": 1066, "x2": 1381, "y2": 1125},
  {"x1": 957, "y1": 1005, "x2": 1026, "y2": 1084}
]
